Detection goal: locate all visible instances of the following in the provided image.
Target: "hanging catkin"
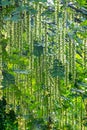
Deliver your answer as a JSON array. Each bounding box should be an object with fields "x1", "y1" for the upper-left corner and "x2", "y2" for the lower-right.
[{"x1": 0, "y1": 13, "x2": 3, "y2": 96}]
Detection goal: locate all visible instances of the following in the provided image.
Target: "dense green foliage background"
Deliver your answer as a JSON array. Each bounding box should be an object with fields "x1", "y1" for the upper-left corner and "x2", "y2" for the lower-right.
[{"x1": 0, "y1": 0, "x2": 87, "y2": 129}]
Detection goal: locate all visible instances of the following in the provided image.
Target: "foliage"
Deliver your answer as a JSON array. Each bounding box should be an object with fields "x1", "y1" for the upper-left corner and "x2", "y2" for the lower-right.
[
  {"x1": 76, "y1": 0, "x2": 87, "y2": 7},
  {"x1": 50, "y1": 59, "x2": 65, "y2": 78},
  {"x1": 0, "y1": 97, "x2": 18, "y2": 130},
  {"x1": 33, "y1": 40, "x2": 44, "y2": 57},
  {"x1": 2, "y1": 70, "x2": 15, "y2": 88},
  {"x1": 0, "y1": 0, "x2": 87, "y2": 129}
]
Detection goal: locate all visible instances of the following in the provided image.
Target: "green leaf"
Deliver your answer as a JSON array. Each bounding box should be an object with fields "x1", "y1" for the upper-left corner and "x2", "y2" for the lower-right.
[
  {"x1": 71, "y1": 88, "x2": 84, "y2": 94},
  {"x1": 10, "y1": 14, "x2": 21, "y2": 22},
  {"x1": 15, "y1": 5, "x2": 37, "y2": 14},
  {"x1": 1, "y1": 70, "x2": 15, "y2": 88},
  {"x1": 41, "y1": 7, "x2": 55, "y2": 16},
  {"x1": 33, "y1": 41, "x2": 44, "y2": 57},
  {"x1": 76, "y1": 0, "x2": 87, "y2": 6},
  {"x1": 50, "y1": 59, "x2": 65, "y2": 78},
  {"x1": 13, "y1": 69, "x2": 30, "y2": 74},
  {"x1": 81, "y1": 20, "x2": 87, "y2": 26},
  {"x1": 1, "y1": 0, "x2": 11, "y2": 6}
]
